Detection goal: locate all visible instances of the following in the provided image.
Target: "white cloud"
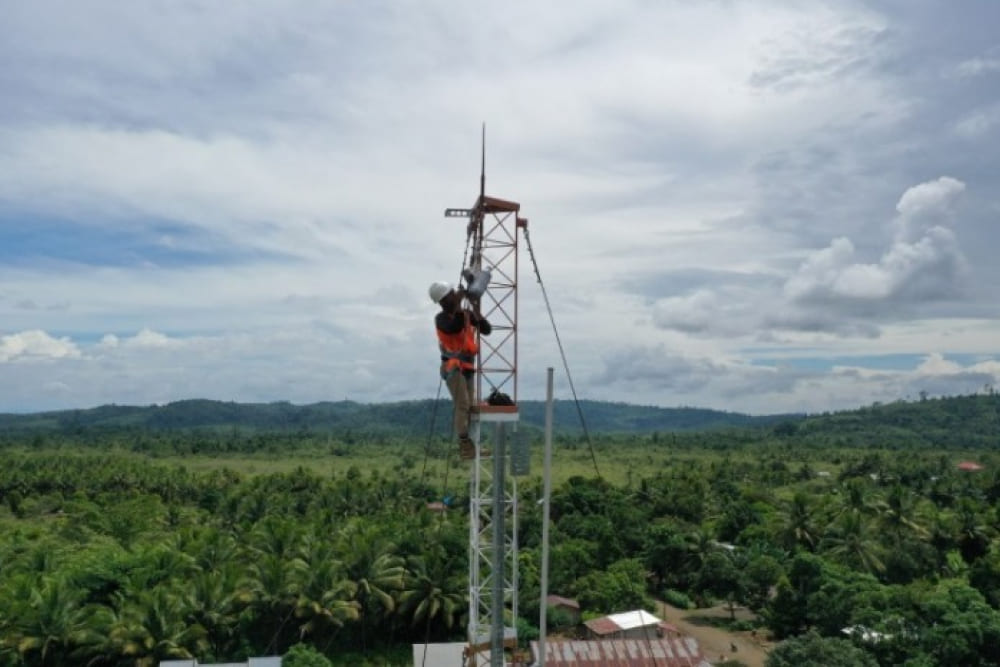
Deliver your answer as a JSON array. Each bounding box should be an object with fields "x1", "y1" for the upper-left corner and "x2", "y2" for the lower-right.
[
  {"x1": 0, "y1": 330, "x2": 81, "y2": 362},
  {"x1": 124, "y1": 328, "x2": 174, "y2": 348},
  {"x1": 894, "y1": 176, "x2": 965, "y2": 226},
  {"x1": 956, "y1": 56, "x2": 1000, "y2": 77},
  {"x1": 953, "y1": 103, "x2": 1000, "y2": 138},
  {"x1": 784, "y1": 176, "x2": 967, "y2": 310}
]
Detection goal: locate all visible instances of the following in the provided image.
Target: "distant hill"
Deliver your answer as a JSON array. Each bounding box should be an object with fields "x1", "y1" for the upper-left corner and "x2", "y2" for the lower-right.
[
  {"x1": 0, "y1": 398, "x2": 790, "y2": 436},
  {"x1": 785, "y1": 393, "x2": 1000, "y2": 449},
  {"x1": 2, "y1": 394, "x2": 996, "y2": 449}
]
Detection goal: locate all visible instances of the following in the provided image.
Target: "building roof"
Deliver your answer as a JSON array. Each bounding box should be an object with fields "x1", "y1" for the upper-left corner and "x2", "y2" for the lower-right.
[
  {"x1": 546, "y1": 594, "x2": 580, "y2": 609},
  {"x1": 160, "y1": 659, "x2": 280, "y2": 667},
  {"x1": 584, "y1": 609, "x2": 663, "y2": 635},
  {"x1": 957, "y1": 461, "x2": 984, "y2": 471},
  {"x1": 531, "y1": 638, "x2": 711, "y2": 667},
  {"x1": 842, "y1": 625, "x2": 891, "y2": 643},
  {"x1": 412, "y1": 642, "x2": 466, "y2": 666}
]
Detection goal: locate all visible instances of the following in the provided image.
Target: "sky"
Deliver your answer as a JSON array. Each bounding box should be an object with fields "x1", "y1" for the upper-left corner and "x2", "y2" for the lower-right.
[{"x1": 2, "y1": 0, "x2": 999, "y2": 415}]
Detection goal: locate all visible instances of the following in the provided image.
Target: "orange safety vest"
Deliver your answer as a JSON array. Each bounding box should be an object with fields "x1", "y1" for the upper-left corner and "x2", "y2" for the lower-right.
[{"x1": 437, "y1": 314, "x2": 478, "y2": 377}]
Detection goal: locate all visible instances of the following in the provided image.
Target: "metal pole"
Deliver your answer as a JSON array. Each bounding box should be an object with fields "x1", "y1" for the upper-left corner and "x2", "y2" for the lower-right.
[
  {"x1": 538, "y1": 368, "x2": 554, "y2": 667},
  {"x1": 491, "y1": 421, "x2": 506, "y2": 667}
]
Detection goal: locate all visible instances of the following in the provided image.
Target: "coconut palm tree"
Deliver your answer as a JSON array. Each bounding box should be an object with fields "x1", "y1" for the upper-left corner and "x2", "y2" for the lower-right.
[
  {"x1": 878, "y1": 484, "x2": 929, "y2": 543},
  {"x1": 776, "y1": 492, "x2": 821, "y2": 552},
  {"x1": 6, "y1": 575, "x2": 95, "y2": 667},
  {"x1": 399, "y1": 554, "x2": 466, "y2": 644},
  {"x1": 821, "y1": 512, "x2": 885, "y2": 575},
  {"x1": 107, "y1": 587, "x2": 209, "y2": 667},
  {"x1": 185, "y1": 565, "x2": 254, "y2": 659},
  {"x1": 337, "y1": 521, "x2": 406, "y2": 651},
  {"x1": 295, "y1": 534, "x2": 360, "y2": 643},
  {"x1": 246, "y1": 551, "x2": 309, "y2": 654}
]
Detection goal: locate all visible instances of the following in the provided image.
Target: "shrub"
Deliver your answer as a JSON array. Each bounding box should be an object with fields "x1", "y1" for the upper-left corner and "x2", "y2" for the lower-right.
[{"x1": 663, "y1": 588, "x2": 693, "y2": 609}]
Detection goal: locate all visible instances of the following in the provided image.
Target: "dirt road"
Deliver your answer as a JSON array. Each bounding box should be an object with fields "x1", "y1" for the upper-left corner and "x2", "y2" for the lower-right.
[{"x1": 656, "y1": 601, "x2": 772, "y2": 667}]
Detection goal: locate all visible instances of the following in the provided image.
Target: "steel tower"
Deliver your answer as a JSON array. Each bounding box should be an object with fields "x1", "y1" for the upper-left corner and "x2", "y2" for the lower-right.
[{"x1": 445, "y1": 190, "x2": 527, "y2": 667}]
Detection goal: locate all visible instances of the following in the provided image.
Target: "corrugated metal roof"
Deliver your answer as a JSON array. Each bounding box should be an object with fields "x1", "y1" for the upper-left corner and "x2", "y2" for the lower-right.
[
  {"x1": 159, "y1": 659, "x2": 280, "y2": 667},
  {"x1": 607, "y1": 610, "x2": 661, "y2": 631},
  {"x1": 412, "y1": 642, "x2": 466, "y2": 666},
  {"x1": 583, "y1": 616, "x2": 621, "y2": 636},
  {"x1": 531, "y1": 638, "x2": 711, "y2": 667}
]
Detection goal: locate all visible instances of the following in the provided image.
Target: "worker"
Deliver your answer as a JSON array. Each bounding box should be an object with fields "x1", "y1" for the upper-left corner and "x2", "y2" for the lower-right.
[{"x1": 429, "y1": 280, "x2": 492, "y2": 459}]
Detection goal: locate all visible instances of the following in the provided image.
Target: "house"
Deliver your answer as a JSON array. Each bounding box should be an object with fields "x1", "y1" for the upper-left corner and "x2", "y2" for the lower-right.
[
  {"x1": 842, "y1": 625, "x2": 891, "y2": 643},
  {"x1": 583, "y1": 609, "x2": 667, "y2": 640},
  {"x1": 530, "y1": 638, "x2": 711, "y2": 667},
  {"x1": 546, "y1": 594, "x2": 581, "y2": 624},
  {"x1": 160, "y1": 659, "x2": 280, "y2": 667},
  {"x1": 957, "y1": 460, "x2": 984, "y2": 471}
]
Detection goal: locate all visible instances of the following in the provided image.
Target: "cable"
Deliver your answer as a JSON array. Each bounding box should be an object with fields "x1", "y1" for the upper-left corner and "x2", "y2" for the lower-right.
[{"x1": 523, "y1": 226, "x2": 602, "y2": 480}]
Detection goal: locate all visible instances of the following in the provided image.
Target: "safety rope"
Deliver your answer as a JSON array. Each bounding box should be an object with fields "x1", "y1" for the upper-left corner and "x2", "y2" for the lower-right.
[
  {"x1": 523, "y1": 227, "x2": 602, "y2": 480},
  {"x1": 419, "y1": 377, "x2": 445, "y2": 488}
]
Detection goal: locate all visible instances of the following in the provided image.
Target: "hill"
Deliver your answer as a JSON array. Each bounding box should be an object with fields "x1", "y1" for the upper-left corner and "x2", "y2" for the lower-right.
[
  {"x1": 1, "y1": 393, "x2": 996, "y2": 450},
  {"x1": 0, "y1": 398, "x2": 787, "y2": 436},
  {"x1": 786, "y1": 393, "x2": 1000, "y2": 449}
]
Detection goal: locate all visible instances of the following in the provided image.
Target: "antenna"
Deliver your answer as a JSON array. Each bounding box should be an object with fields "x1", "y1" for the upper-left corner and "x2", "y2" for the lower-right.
[{"x1": 480, "y1": 123, "x2": 486, "y2": 204}]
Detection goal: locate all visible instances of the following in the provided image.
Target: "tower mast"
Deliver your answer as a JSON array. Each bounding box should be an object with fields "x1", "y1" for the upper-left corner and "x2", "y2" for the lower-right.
[{"x1": 444, "y1": 128, "x2": 527, "y2": 667}]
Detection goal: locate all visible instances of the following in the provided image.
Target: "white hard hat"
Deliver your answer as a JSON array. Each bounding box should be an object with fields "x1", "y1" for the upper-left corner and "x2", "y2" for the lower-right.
[{"x1": 428, "y1": 281, "x2": 452, "y2": 303}]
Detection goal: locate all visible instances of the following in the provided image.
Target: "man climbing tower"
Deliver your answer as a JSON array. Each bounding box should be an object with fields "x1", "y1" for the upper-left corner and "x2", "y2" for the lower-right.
[{"x1": 429, "y1": 280, "x2": 492, "y2": 460}]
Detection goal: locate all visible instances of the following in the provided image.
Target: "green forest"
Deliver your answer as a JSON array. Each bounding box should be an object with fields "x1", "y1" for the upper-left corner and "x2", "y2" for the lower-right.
[{"x1": 1, "y1": 393, "x2": 999, "y2": 666}]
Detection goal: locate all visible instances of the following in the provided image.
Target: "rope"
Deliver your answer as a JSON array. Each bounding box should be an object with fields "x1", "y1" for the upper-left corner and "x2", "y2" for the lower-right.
[
  {"x1": 419, "y1": 378, "x2": 444, "y2": 488},
  {"x1": 523, "y1": 226, "x2": 602, "y2": 480}
]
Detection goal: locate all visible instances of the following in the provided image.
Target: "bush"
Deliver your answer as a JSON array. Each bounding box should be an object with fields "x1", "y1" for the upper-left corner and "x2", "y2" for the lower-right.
[
  {"x1": 284, "y1": 643, "x2": 333, "y2": 667},
  {"x1": 663, "y1": 588, "x2": 694, "y2": 609}
]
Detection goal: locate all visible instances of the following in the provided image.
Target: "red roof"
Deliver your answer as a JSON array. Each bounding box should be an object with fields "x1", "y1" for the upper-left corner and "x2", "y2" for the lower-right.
[
  {"x1": 531, "y1": 638, "x2": 710, "y2": 667},
  {"x1": 957, "y1": 461, "x2": 984, "y2": 471},
  {"x1": 583, "y1": 617, "x2": 621, "y2": 636}
]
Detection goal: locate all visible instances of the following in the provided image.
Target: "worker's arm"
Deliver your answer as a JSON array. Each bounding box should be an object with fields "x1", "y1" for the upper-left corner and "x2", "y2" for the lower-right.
[
  {"x1": 469, "y1": 309, "x2": 491, "y2": 335},
  {"x1": 463, "y1": 293, "x2": 488, "y2": 333}
]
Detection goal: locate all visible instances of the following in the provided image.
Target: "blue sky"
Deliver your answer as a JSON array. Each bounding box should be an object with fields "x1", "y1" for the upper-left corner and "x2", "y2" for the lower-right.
[{"x1": 2, "y1": 0, "x2": 999, "y2": 414}]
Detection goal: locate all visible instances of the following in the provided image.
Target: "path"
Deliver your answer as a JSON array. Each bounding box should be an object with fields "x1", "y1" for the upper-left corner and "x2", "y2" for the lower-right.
[{"x1": 656, "y1": 601, "x2": 772, "y2": 667}]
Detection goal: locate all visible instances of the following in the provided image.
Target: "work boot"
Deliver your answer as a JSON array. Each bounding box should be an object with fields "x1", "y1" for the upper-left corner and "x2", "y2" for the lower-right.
[
  {"x1": 458, "y1": 436, "x2": 476, "y2": 460},
  {"x1": 458, "y1": 437, "x2": 491, "y2": 460}
]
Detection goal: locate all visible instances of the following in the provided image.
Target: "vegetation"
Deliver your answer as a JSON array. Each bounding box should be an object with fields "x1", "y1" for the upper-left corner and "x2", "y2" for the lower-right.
[{"x1": 0, "y1": 392, "x2": 998, "y2": 665}]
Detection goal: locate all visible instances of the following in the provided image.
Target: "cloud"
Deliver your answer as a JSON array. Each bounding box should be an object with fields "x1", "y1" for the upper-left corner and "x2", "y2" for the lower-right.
[
  {"x1": 0, "y1": 330, "x2": 81, "y2": 362},
  {"x1": 120, "y1": 328, "x2": 173, "y2": 348},
  {"x1": 894, "y1": 176, "x2": 966, "y2": 228},
  {"x1": 646, "y1": 176, "x2": 971, "y2": 340},
  {"x1": 592, "y1": 343, "x2": 801, "y2": 402},
  {"x1": 953, "y1": 103, "x2": 1000, "y2": 138},
  {"x1": 783, "y1": 176, "x2": 967, "y2": 314},
  {"x1": 956, "y1": 55, "x2": 1000, "y2": 78}
]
